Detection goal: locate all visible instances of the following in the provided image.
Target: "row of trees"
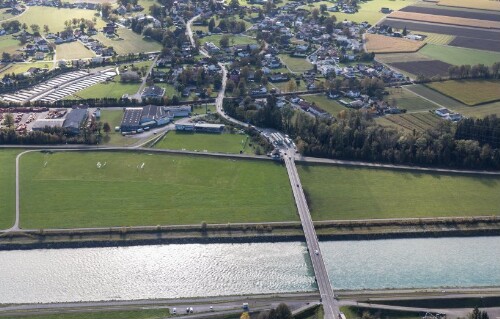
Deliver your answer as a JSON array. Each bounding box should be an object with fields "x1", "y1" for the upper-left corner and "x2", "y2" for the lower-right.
[
  {"x1": 448, "y1": 62, "x2": 500, "y2": 80},
  {"x1": 223, "y1": 96, "x2": 500, "y2": 169}
]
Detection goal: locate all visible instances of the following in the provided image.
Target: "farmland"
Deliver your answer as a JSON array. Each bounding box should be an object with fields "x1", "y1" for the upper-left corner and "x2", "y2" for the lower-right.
[
  {"x1": 301, "y1": 94, "x2": 349, "y2": 116},
  {"x1": 56, "y1": 41, "x2": 95, "y2": 60},
  {"x1": 0, "y1": 150, "x2": 18, "y2": 230},
  {"x1": 437, "y1": 0, "x2": 500, "y2": 12},
  {"x1": 154, "y1": 131, "x2": 255, "y2": 154},
  {"x1": 400, "y1": 5, "x2": 500, "y2": 21},
  {"x1": 375, "y1": 52, "x2": 432, "y2": 64},
  {"x1": 17, "y1": 7, "x2": 106, "y2": 33},
  {"x1": 19, "y1": 151, "x2": 296, "y2": 228},
  {"x1": 364, "y1": 33, "x2": 425, "y2": 53},
  {"x1": 94, "y1": 28, "x2": 162, "y2": 55},
  {"x1": 384, "y1": 87, "x2": 437, "y2": 112},
  {"x1": 388, "y1": 11, "x2": 500, "y2": 29},
  {"x1": 388, "y1": 60, "x2": 452, "y2": 78},
  {"x1": 419, "y1": 32, "x2": 455, "y2": 45},
  {"x1": 449, "y1": 36, "x2": 500, "y2": 52},
  {"x1": 297, "y1": 164, "x2": 500, "y2": 220},
  {"x1": 376, "y1": 113, "x2": 443, "y2": 132},
  {"x1": 419, "y1": 44, "x2": 500, "y2": 66},
  {"x1": 427, "y1": 80, "x2": 500, "y2": 105}
]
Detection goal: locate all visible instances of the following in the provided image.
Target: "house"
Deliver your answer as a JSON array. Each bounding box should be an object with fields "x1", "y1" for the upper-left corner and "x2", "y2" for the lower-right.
[
  {"x1": 435, "y1": 108, "x2": 450, "y2": 117},
  {"x1": 116, "y1": 5, "x2": 127, "y2": 15},
  {"x1": 34, "y1": 52, "x2": 45, "y2": 60},
  {"x1": 141, "y1": 85, "x2": 165, "y2": 99},
  {"x1": 381, "y1": 7, "x2": 392, "y2": 14}
]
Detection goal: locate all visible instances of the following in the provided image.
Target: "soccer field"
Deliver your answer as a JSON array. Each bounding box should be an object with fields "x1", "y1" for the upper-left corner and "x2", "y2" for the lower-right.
[
  {"x1": 297, "y1": 164, "x2": 500, "y2": 220},
  {"x1": 20, "y1": 151, "x2": 297, "y2": 228}
]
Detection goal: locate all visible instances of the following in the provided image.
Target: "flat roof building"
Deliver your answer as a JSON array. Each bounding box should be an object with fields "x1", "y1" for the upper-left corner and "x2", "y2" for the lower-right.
[
  {"x1": 63, "y1": 109, "x2": 88, "y2": 134},
  {"x1": 120, "y1": 107, "x2": 143, "y2": 132}
]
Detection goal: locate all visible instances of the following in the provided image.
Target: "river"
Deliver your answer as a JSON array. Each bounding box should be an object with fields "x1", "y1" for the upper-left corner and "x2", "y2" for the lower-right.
[{"x1": 0, "y1": 237, "x2": 499, "y2": 304}]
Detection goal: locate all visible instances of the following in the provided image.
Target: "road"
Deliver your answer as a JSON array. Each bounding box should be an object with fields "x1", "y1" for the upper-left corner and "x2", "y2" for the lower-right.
[
  {"x1": 132, "y1": 54, "x2": 160, "y2": 100},
  {"x1": 284, "y1": 148, "x2": 340, "y2": 319}
]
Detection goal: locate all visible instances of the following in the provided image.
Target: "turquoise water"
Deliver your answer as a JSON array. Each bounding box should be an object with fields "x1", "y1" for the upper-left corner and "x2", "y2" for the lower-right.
[{"x1": 0, "y1": 237, "x2": 499, "y2": 303}]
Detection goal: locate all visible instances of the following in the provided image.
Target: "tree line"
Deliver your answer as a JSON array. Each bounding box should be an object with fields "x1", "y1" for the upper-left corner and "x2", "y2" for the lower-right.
[{"x1": 223, "y1": 96, "x2": 500, "y2": 170}]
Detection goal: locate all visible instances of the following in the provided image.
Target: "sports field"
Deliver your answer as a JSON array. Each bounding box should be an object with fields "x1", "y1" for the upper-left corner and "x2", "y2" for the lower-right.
[
  {"x1": 17, "y1": 7, "x2": 106, "y2": 33},
  {"x1": 427, "y1": 80, "x2": 500, "y2": 106},
  {"x1": 56, "y1": 41, "x2": 95, "y2": 60},
  {"x1": 94, "y1": 28, "x2": 162, "y2": 55},
  {"x1": 19, "y1": 151, "x2": 296, "y2": 228},
  {"x1": 297, "y1": 164, "x2": 500, "y2": 220},
  {"x1": 0, "y1": 150, "x2": 17, "y2": 230},
  {"x1": 419, "y1": 44, "x2": 500, "y2": 66},
  {"x1": 154, "y1": 131, "x2": 254, "y2": 154}
]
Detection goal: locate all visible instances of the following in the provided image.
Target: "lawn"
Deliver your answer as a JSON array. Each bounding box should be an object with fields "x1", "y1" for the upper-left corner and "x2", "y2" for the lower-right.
[
  {"x1": 56, "y1": 41, "x2": 95, "y2": 60},
  {"x1": 278, "y1": 54, "x2": 313, "y2": 73},
  {"x1": 154, "y1": 131, "x2": 254, "y2": 154},
  {"x1": 11, "y1": 309, "x2": 169, "y2": 319},
  {"x1": 0, "y1": 150, "x2": 18, "y2": 230},
  {"x1": 0, "y1": 8, "x2": 14, "y2": 21},
  {"x1": 427, "y1": 80, "x2": 500, "y2": 106},
  {"x1": 94, "y1": 28, "x2": 162, "y2": 55},
  {"x1": 99, "y1": 109, "x2": 139, "y2": 147},
  {"x1": 384, "y1": 87, "x2": 437, "y2": 112},
  {"x1": 301, "y1": 94, "x2": 349, "y2": 116},
  {"x1": 18, "y1": 7, "x2": 106, "y2": 33},
  {"x1": 340, "y1": 306, "x2": 420, "y2": 319},
  {"x1": 0, "y1": 62, "x2": 52, "y2": 77},
  {"x1": 70, "y1": 81, "x2": 140, "y2": 99},
  {"x1": 201, "y1": 34, "x2": 258, "y2": 46},
  {"x1": 419, "y1": 44, "x2": 500, "y2": 66},
  {"x1": 0, "y1": 36, "x2": 23, "y2": 55},
  {"x1": 297, "y1": 164, "x2": 500, "y2": 220},
  {"x1": 20, "y1": 151, "x2": 296, "y2": 228}
]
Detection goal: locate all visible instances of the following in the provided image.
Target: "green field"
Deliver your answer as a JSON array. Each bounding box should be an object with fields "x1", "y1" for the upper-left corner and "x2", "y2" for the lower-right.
[
  {"x1": 99, "y1": 109, "x2": 140, "y2": 146},
  {"x1": 0, "y1": 36, "x2": 23, "y2": 55},
  {"x1": 94, "y1": 28, "x2": 162, "y2": 55},
  {"x1": 419, "y1": 44, "x2": 500, "y2": 66},
  {"x1": 70, "y1": 81, "x2": 140, "y2": 99},
  {"x1": 376, "y1": 113, "x2": 443, "y2": 132},
  {"x1": 297, "y1": 164, "x2": 500, "y2": 220},
  {"x1": 301, "y1": 94, "x2": 349, "y2": 116},
  {"x1": 20, "y1": 151, "x2": 296, "y2": 228},
  {"x1": 427, "y1": 80, "x2": 500, "y2": 106},
  {"x1": 201, "y1": 34, "x2": 258, "y2": 46},
  {"x1": 278, "y1": 54, "x2": 313, "y2": 73},
  {"x1": 0, "y1": 62, "x2": 52, "y2": 77},
  {"x1": 56, "y1": 41, "x2": 95, "y2": 60},
  {"x1": 11, "y1": 309, "x2": 169, "y2": 319},
  {"x1": 384, "y1": 87, "x2": 437, "y2": 112},
  {"x1": 340, "y1": 306, "x2": 420, "y2": 319},
  {"x1": 0, "y1": 150, "x2": 18, "y2": 230},
  {"x1": 0, "y1": 8, "x2": 14, "y2": 21},
  {"x1": 154, "y1": 131, "x2": 254, "y2": 154},
  {"x1": 18, "y1": 7, "x2": 106, "y2": 33}
]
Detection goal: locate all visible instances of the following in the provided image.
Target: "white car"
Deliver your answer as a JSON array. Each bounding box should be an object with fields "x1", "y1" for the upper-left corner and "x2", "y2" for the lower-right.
[
  {"x1": 314, "y1": 250, "x2": 319, "y2": 255},
  {"x1": 172, "y1": 308, "x2": 176, "y2": 315}
]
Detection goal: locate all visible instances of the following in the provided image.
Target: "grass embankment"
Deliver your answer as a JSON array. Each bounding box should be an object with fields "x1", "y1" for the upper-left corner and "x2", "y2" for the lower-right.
[
  {"x1": 340, "y1": 306, "x2": 420, "y2": 319},
  {"x1": 419, "y1": 44, "x2": 500, "y2": 66},
  {"x1": 154, "y1": 131, "x2": 254, "y2": 154},
  {"x1": 427, "y1": 80, "x2": 500, "y2": 106},
  {"x1": 20, "y1": 151, "x2": 296, "y2": 228},
  {"x1": 10, "y1": 309, "x2": 169, "y2": 319},
  {"x1": 297, "y1": 164, "x2": 500, "y2": 220},
  {"x1": 0, "y1": 150, "x2": 18, "y2": 230}
]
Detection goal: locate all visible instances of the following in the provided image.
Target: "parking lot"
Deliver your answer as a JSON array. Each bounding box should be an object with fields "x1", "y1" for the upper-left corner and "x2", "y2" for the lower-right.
[{"x1": 0, "y1": 68, "x2": 118, "y2": 103}]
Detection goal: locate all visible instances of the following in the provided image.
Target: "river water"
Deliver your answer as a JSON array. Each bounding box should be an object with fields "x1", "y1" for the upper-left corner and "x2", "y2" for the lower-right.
[{"x1": 0, "y1": 237, "x2": 499, "y2": 304}]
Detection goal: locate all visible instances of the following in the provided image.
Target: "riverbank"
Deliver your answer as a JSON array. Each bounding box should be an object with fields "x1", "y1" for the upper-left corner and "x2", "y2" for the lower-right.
[{"x1": 1, "y1": 216, "x2": 499, "y2": 250}]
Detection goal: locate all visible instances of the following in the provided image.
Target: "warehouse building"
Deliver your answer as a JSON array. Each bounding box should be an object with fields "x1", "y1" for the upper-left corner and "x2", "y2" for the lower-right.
[
  {"x1": 164, "y1": 105, "x2": 191, "y2": 118},
  {"x1": 120, "y1": 107, "x2": 143, "y2": 132},
  {"x1": 32, "y1": 119, "x2": 65, "y2": 131},
  {"x1": 175, "y1": 123, "x2": 224, "y2": 133},
  {"x1": 120, "y1": 105, "x2": 172, "y2": 132},
  {"x1": 63, "y1": 109, "x2": 88, "y2": 134}
]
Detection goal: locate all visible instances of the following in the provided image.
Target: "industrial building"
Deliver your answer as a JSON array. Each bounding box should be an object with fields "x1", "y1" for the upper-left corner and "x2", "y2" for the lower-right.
[
  {"x1": 175, "y1": 123, "x2": 225, "y2": 133},
  {"x1": 164, "y1": 105, "x2": 191, "y2": 117},
  {"x1": 120, "y1": 107, "x2": 143, "y2": 132},
  {"x1": 62, "y1": 109, "x2": 88, "y2": 134},
  {"x1": 31, "y1": 119, "x2": 65, "y2": 131},
  {"x1": 120, "y1": 105, "x2": 171, "y2": 132}
]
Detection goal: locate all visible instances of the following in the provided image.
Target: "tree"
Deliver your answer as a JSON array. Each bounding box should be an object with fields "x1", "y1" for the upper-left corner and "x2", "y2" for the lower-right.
[
  {"x1": 2, "y1": 113, "x2": 14, "y2": 128},
  {"x1": 286, "y1": 79, "x2": 297, "y2": 92},
  {"x1": 101, "y1": 3, "x2": 112, "y2": 19},
  {"x1": 468, "y1": 307, "x2": 489, "y2": 319},
  {"x1": 30, "y1": 24, "x2": 40, "y2": 34},
  {"x1": 219, "y1": 35, "x2": 230, "y2": 48},
  {"x1": 229, "y1": 0, "x2": 239, "y2": 8},
  {"x1": 312, "y1": 8, "x2": 320, "y2": 19},
  {"x1": 2, "y1": 52, "x2": 11, "y2": 62},
  {"x1": 240, "y1": 312, "x2": 250, "y2": 319},
  {"x1": 43, "y1": 24, "x2": 49, "y2": 34},
  {"x1": 208, "y1": 18, "x2": 215, "y2": 33},
  {"x1": 275, "y1": 303, "x2": 292, "y2": 319},
  {"x1": 402, "y1": 26, "x2": 407, "y2": 36},
  {"x1": 103, "y1": 122, "x2": 111, "y2": 135},
  {"x1": 320, "y1": 3, "x2": 327, "y2": 13}
]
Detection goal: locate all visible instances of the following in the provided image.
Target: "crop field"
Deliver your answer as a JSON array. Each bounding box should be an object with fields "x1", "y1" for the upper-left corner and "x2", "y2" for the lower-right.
[
  {"x1": 419, "y1": 32, "x2": 455, "y2": 45},
  {"x1": 19, "y1": 151, "x2": 296, "y2": 228},
  {"x1": 400, "y1": 5, "x2": 500, "y2": 21},
  {"x1": 378, "y1": 113, "x2": 443, "y2": 132},
  {"x1": 69, "y1": 81, "x2": 140, "y2": 99},
  {"x1": 18, "y1": 7, "x2": 106, "y2": 33},
  {"x1": 375, "y1": 52, "x2": 432, "y2": 64},
  {"x1": 384, "y1": 87, "x2": 437, "y2": 112},
  {"x1": 419, "y1": 44, "x2": 500, "y2": 65},
  {"x1": 388, "y1": 60, "x2": 452, "y2": 78},
  {"x1": 437, "y1": 0, "x2": 500, "y2": 12},
  {"x1": 278, "y1": 54, "x2": 313, "y2": 73},
  {"x1": 364, "y1": 33, "x2": 425, "y2": 53},
  {"x1": 388, "y1": 11, "x2": 500, "y2": 29},
  {"x1": 449, "y1": 36, "x2": 500, "y2": 52},
  {"x1": 94, "y1": 28, "x2": 162, "y2": 55},
  {"x1": 427, "y1": 80, "x2": 500, "y2": 106},
  {"x1": 301, "y1": 94, "x2": 349, "y2": 116},
  {"x1": 297, "y1": 164, "x2": 500, "y2": 220},
  {"x1": 56, "y1": 41, "x2": 95, "y2": 60},
  {"x1": 154, "y1": 131, "x2": 254, "y2": 154},
  {"x1": 0, "y1": 150, "x2": 18, "y2": 230}
]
